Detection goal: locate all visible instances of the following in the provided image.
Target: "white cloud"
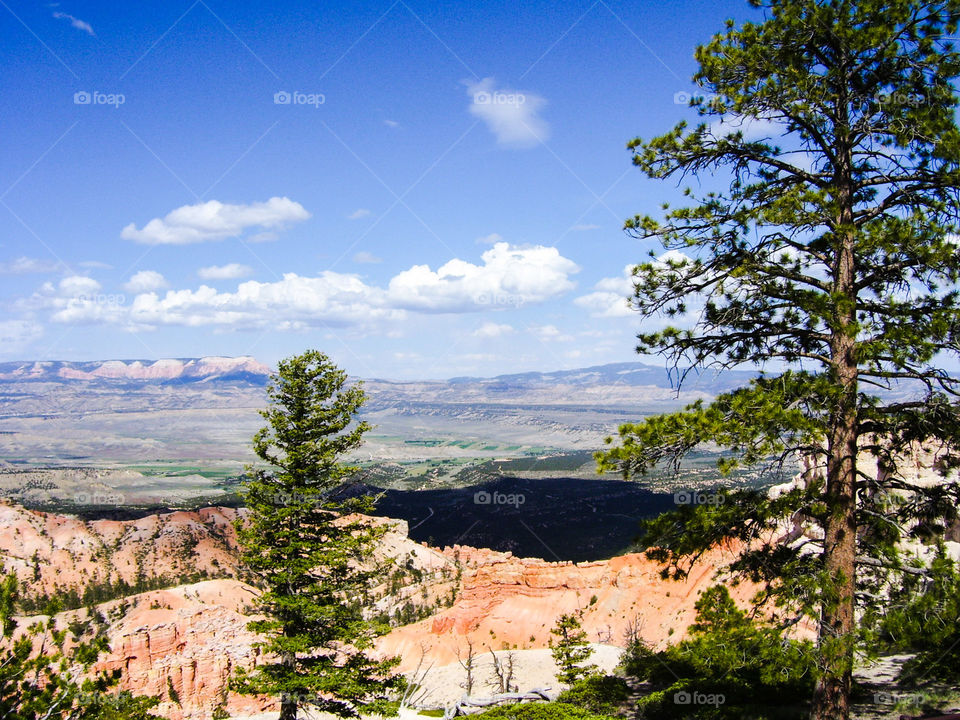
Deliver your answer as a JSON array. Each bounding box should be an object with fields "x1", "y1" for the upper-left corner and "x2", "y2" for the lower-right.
[
  {"x1": 473, "y1": 321, "x2": 514, "y2": 338},
  {"x1": 121, "y1": 197, "x2": 310, "y2": 245},
  {"x1": 651, "y1": 249, "x2": 694, "y2": 269},
  {"x1": 384, "y1": 119, "x2": 399, "y2": 128},
  {"x1": 0, "y1": 320, "x2": 43, "y2": 354},
  {"x1": 532, "y1": 324, "x2": 573, "y2": 342},
  {"x1": 0, "y1": 257, "x2": 64, "y2": 274},
  {"x1": 124, "y1": 270, "x2": 168, "y2": 293},
  {"x1": 465, "y1": 78, "x2": 549, "y2": 147},
  {"x1": 476, "y1": 232, "x2": 503, "y2": 245},
  {"x1": 574, "y1": 264, "x2": 636, "y2": 318},
  {"x1": 19, "y1": 276, "x2": 127, "y2": 327},
  {"x1": 53, "y1": 11, "x2": 94, "y2": 36},
  {"x1": 348, "y1": 208, "x2": 371, "y2": 220},
  {"x1": 709, "y1": 114, "x2": 780, "y2": 142},
  {"x1": 57, "y1": 273, "x2": 400, "y2": 330},
  {"x1": 58, "y1": 275, "x2": 101, "y2": 297},
  {"x1": 39, "y1": 243, "x2": 579, "y2": 331},
  {"x1": 575, "y1": 252, "x2": 703, "y2": 322},
  {"x1": 571, "y1": 224, "x2": 600, "y2": 231},
  {"x1": 78, "y1": 260, "x2": 113, "y2": 270},
  {"x1": 197, "y1": 263, "x2": 253, "y2": 280},
  {"x1": 353, "y1": 251, "x2": 382, "y2": 264},
  {"x1": 388, "y1": 242, "x2": 579, "y2": 312}
]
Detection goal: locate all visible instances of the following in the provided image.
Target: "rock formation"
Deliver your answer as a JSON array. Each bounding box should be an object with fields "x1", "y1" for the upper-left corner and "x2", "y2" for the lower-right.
[{"x1": 0, "y1": 501, "x2": 762, "y2": 717}]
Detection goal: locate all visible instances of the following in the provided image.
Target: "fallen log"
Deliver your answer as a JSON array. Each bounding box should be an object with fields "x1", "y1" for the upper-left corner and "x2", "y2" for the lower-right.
[{"x1": 443, "y1": 688, "x2": 555, "y2": 718}]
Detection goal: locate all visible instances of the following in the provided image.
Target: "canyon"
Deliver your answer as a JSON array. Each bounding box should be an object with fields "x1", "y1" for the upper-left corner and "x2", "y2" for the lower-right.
[{"x1": 0, "y1": 500, "x2": 752, "y2": 718}]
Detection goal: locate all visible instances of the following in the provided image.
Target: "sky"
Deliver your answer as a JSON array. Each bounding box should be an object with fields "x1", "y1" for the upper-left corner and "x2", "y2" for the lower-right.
[{"x1": 0, "y1": 0, "x2": 761, "y2": 380}]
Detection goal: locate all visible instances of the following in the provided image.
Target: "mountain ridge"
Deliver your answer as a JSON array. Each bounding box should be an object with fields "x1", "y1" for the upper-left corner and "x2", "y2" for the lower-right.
[
  {"x1": 0, "y1": 355, "x2": 758, "y2": 392},
  {"x1": 0, "y1": 356, "x2": 272, "y2": 385}
]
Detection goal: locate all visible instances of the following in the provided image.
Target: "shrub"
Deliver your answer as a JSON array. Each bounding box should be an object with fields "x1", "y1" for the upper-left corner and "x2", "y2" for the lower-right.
[
  {"x1": 622, "y1": 585, "x2": 815, "y2": 719},
  {"x1": 471, "y1": 702, "x2": 617, "y2": 720},
  {"x1": 558, "y1": 675, "x2": 631, "y2": 716},
  {"x1": 874, "y1": 546, "x2": 960, "y2": 682}
]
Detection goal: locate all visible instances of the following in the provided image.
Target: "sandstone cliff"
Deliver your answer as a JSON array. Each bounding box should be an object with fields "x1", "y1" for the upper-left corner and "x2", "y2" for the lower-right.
[{"x1": 0, "y1": 502, "x2": 753, "y2": 718}]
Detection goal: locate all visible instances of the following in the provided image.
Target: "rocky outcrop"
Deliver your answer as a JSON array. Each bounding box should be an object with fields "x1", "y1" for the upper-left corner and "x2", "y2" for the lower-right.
[
  {"x1": 377, "y1": 542, "x2": 757, "y2": 671},
  {"x1": 0, "y1": 502, "x2": 241, "y2": 597},
  {"x1": 1, "y1": 501, "x2": 763, "y2": 717},
  {"x1": 93, "y1": 580, "x2": 268, "y2": 720}
]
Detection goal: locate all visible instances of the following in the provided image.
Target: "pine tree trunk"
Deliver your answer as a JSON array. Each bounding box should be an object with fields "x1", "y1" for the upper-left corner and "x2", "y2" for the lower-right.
[
  {"x1": 279, "y1": 699, "x2": 298, "y2": 720},
  {"x1": 811, "y1": 201, "x2": 858, "y2": 720},
  {"x1": 811, "y1": 403, "x2": 857, "y2": 720},
  {"x1": 278, "y1": 650, "x2": 298, "y2": 720}
]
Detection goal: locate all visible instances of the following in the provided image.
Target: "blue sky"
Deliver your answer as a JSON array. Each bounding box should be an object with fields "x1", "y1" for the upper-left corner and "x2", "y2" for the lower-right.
[{"x1": 0, "y1": 0, "x2": 758, "y2": 379}]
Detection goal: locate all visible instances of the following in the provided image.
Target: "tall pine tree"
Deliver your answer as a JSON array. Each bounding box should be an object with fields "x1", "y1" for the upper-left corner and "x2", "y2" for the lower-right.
[
  {"x1": 233, "y1": 350, "x2": 401, "y2": 719},
  {"x1": 598, "y1": 2, "x2": 960, "y2": 718}
]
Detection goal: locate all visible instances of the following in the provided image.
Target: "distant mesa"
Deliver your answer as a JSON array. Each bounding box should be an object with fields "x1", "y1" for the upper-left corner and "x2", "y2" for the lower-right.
[
  {"x1": 0, "y1": 356, "x2": 272, "y2": 385},
  {"x1": 0, "y1": 355, "x2": 763, "y2": 396}
]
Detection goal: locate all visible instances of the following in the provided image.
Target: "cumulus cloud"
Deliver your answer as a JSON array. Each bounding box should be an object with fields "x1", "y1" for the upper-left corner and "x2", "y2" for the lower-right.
[
  {"x1": 20, "y1": 276, "x2": 128, "y2": 327},
  {"x1": 121, "y1": 197, "x2": 310, "y2": 245},
  {"x1": 53, "y1": 11, "x2": 94, "y2": 36},
  {"x1": 58, "y1": 275, "x2": 101, "y2": 297},
  {"x1": 353, "y1": 251, "x2": 382, "y2": 264},
  {"x1": 574, "y1": 264, "x2": 637, "y2": 318},
  {"x1": 114, "y1": 273, "x2": 401, "y2": 329},
  {"x1": 466, "y1": 78, "x2": 549, "y2": 147},
  {"x1": 575, "y1": 252, "x2": 699, "y2": 320},
  {"x1": 348, "y1": 208, "x2": 371, "y2": 220},
  {"x1": 388, "y1": 242, "x2": 578, "y2": 312},
  {"x1": 532, "y1": 324, "x2": 573, "y2": 342},
  {"x1": 0, "y1": 257, "x2": 65, "y2": 274},
  {"x1": 197, "y1": 263, "x2": 253, "y2": 280},
  {"x1": 124, "y1": 270, "x2": 168, "y2": 293},
  {"x1": 40, "y1": 243, "x2": 579, "y2": 331},
  {"x1": 473, "y1": 321, "x2": 514, "y2": 338},
  {"x1": 476, "y1": 232, "x2": 503, "y2": 245},
  {"x1": 710, "y1": 114, "x2": 781, "y2": 142}
]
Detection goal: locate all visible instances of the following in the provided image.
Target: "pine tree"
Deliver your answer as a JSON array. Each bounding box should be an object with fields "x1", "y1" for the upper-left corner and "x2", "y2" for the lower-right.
[
  {"x1": 0, "y1": 573, "x2": 160, "y2": 719},
  {"x1": 550, "y1": 612, "x2": 597, "y2": 685},
  {"x1": 598, "y1": 2, "x2": 960, "y2": 718},
  {"x1": 233, "y1": 350, "x2": 401, "y2": 719}
]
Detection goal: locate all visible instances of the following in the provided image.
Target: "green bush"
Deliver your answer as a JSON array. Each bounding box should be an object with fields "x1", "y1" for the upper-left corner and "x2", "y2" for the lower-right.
[
  {"x1": 558, "y1": 675, "x2": 631, "y2": 716},
  {"x1": 471, "y1": 702, "x2": 617, "y2": 720},
  {"x1": 622, "y1": 585, "x2": 815, "y2": 719},
  {"x1": 874, "y1": 546, "x2": 960, "y2": 682}
]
